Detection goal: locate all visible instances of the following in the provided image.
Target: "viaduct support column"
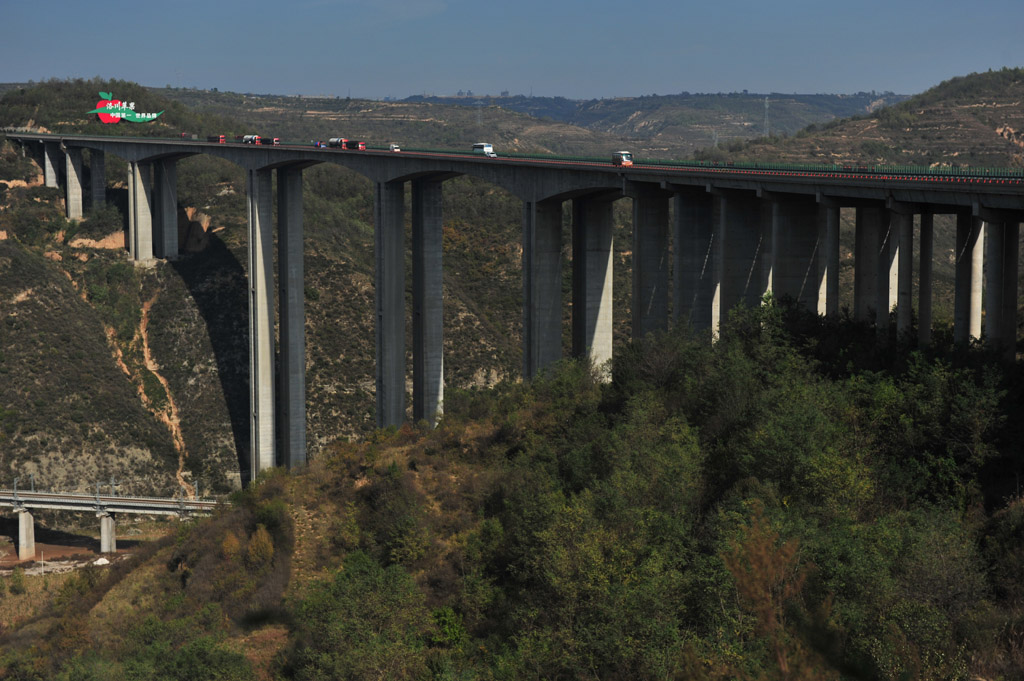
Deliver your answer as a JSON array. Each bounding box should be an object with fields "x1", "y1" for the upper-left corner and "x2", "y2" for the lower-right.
[
  {"x1": 985, "y1": 221, "x2": 1004, "y2": 344},
  {"x1": 90, "y1": 149, "x2": 106, "y2": 209},
  {"x1": 632, "y1": 190, "x2": 670, "y2": 338},
  {"x1": 572, "y1": 195, "x2": 614, "y2": 372},
  {"x1": 278, "y1": 167, "x2": 306, "y2": 466},
  {"x1": 523, "y1": 199, "x2": 563, "y2": 378},
  {"x1": 153, "y1": 159, "x2": 179, "y2": 259},
  {"x1": 875, "y1": 208, "x2": 898, "y2": 337},
  {"x1": 770, "y1": 198, "x2": 820, "y2": 307},
  {"x1": 817, "y1": 200, "x2": 841, "y2": 316},
  {"x1": 375, "y1": 180, "x2": 406, "y2": 427},
  {"x1": 721, "y1": 191, "x2": 769, "y2": 315},
  {"x1": 675, "y1": 191, "x2": 716, "y2": 331},
  {"x1": 412, "y1": 179, "x2": 444, "y2": 424},
  {"x1": 954, "y1": 213, "x2": 984, "y2": 344},
  {"x1": 919, "y1": 211, "x2": 934, "y2": 345},
  {"x1": 853, "y1": 206, "x2": 883, "y2": 322},
  {"x1": 674, "y1": 191, "x2": 717, "y2": 332},
  {"x1": 99, "y1": 513, "x2": 116, "y2": 554},
  {"x1": 15, "y1": 509, "x2": 34, "y2": 561},
  {"x1": 247, "y1": 168, "x2": 276, "y2": 477},
  {"x1": 64, "y1": 148, "x2": 83, "y2": 220},
  {"x1": 128, "y1": 161, "x2": 154, "y2": 262},
  {"x1": 1001, "y1": 222, "x2": 1020, "y2": 359},
  {"x1": 43, "y1": 142, "x2": 60, "y2": 188},
  {"x1": 891, "y1": 207, "x2": 914, "y2": 338}
]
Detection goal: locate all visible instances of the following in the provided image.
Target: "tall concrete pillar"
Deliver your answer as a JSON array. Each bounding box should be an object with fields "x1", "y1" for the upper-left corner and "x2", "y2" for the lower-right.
[
  {"x1": 128, "y1": 161, "x2": 154, "y2": 262},
  {"x1": 919, "y1": 212, "x2": 934, "y2": 345},
  {"x1": 721, "y1": 192, "x2": 769, "y2": 314},
  {"x1": 954, "y1": 213, "x2": 984, "y2": 344},
  {"x1": 985, "y1": 221, "x2": 1005, "y2": 343},
  {"x1": 247, "y1": 168, "x2": 276, "y2": 477},
  {"x1": 893, "y1": 209, "x2": 914, "y2": 337},
  {"x1": 853, "y1": 206, "x2": 883, "y2": 322},
  {"x1": 674, "y1": 192, "x2": 717, "y2": 331},
  {"x1": 278, "y1": 167, "x2": 306, "y2": 466},
  {"x1": 16, "y1": 509, "x2": 34, "y2": 561},
  {"x1": 571, "y1": 195, "x2": 615, "y2": 371},
  {"x1": 99, "y1": 513, "x2": 116, "y2": 554},
  {"x1": 90, "y1": 149, "x2": 106, "y2": 209},
  {"x1": 153, "y1": 159, "x2": 179, "y2": 259},
  {"x1": 876, "y1": 209, "x2": 898, "y2": 336},
  {"x1": 64, "y1": 148, "x2": 84, "y2": 220},
  {"x1": 817, "y1": 201, "x2": 841, "y2": 316},
  {"x1": 375, "y1": 180, "x2": 406, "y2": 427},
  {"x1": 523, "y1": 198, "x2": 563, "y2": 378},
  {"x1": 632, "y1": 191, "x2": 670, "y2": 337},
  {"x1": 985, "y1": 220, "x2": 1020, "y2": 358},
  {"x1": 770, "y1": 199, "x2": 820, "y2": 307},
  {"x1": 412, "y1": 178, "x2": 444, "y2": 424},
  {"x1": 43, "y1": 142, "x2": 60, "y2": 188},
  {"x1": 1000, "y1": 222, "x2": 1019, "y2": 360}
]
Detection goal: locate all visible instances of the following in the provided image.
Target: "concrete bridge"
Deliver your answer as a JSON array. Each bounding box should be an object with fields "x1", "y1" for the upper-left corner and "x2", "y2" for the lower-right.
[
  {"x1": 6, "y1": 133, "x2": 1024, "y2": 483},
  {"x1": 0, "y1": 486, "x2": 216, "y2": 560}
]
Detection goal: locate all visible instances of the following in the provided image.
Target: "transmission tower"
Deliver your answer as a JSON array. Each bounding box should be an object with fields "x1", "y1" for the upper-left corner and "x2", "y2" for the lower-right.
[{"x1": 764, "y1": 96, "x2": 770, "y2": 137}]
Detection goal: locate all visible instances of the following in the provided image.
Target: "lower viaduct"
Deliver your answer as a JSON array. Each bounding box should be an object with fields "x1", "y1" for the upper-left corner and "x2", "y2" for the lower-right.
[{"x1": 7, "y1": 133, "x2": 1024, "y2": 483}]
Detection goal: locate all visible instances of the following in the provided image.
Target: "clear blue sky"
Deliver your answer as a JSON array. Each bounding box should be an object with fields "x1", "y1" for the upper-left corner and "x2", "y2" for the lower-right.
[{"x1": 2, "y1": 0, "x2": 1021, "y2": 100}]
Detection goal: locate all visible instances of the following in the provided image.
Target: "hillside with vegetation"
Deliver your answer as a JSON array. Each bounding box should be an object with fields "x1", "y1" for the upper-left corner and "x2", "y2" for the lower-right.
[
  {"x1": 0, "y1": 72, "x2": 1023, "y2": 679},
  {"x1": 0, "y1": 305, "x2": 1023, "y2": 680}
]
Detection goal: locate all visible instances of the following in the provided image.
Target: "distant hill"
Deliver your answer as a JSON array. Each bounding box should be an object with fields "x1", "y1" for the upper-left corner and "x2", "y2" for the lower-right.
[
  {"x1": 705, "y1": 68, "x2": 1024, "y2": 168},
  {"x1": 404, "y1": 91, "x2": 909, "y2": 157}
]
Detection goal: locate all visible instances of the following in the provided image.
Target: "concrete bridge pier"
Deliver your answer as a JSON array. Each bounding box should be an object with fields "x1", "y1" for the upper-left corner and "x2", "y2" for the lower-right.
[
  {"x1": 127, "y1": 161, "x2": 154, "y2": 262},
  {"x1": 64, "y1": 148, "x2": 84, "y2": 220},
  {"x1": 954, "y1": 212, "x2": 984, "y2": 344},
  {"x1": 376, "y1": 180, "x2": 406, "y2": 426},
  {"x1": 15, "y1": 509, "x2": 34, "y2": 561},
  {"x1": 43, "y1": 142, "x2": 60, "y2": 188},
  {"x1": 90, "y1": 150, "x2": 106, "y2": 209},
  {"x1": 632, "y1": 189, "x2": 671, "y2": 338},
  {"x1": 673, "y1": 191, "x2": 717, "y2": 333},
  {"x1": 720, "y1": 191, "x2": 770, "y2": 315},
  {"x1": 278, "y1": 167, "x2": 306, "y2": 465},
  {"x1": 571, "y1": 194, "x2": 615, "y2": 372},
  {"x1": 886, "y1": 203, "x2": 914, "y2": 338},
  {"x1": 412, "y1": 179, "x2": 444, "y2": 424},
  {"x1": 768, "y1": 197, "x2": 820, "y2": 308},
  {"x1": 984, "y1": 220, "x2": 1020, "y2": 358},
  {"x1": 919, "y1": 211, "x2": 934, "y2": 345},
  {"x1": 854, "y1": 205, "x2": 883, "y2": 322},
  {"x1": 99, "y1": 513, "x2": 116, "y2": 554},
  {"x1": 522, "y1": 198, "x2": 564, "y2": 379},
  {"x1": 817, "y1": 199, "x2": 841, "y2": 316},
  {"x1": 247, "y1": 169, "x2": 276, "y2": 473},
  {"x1": 153, "y1": 159, "x2": 179, "y2": 259}
]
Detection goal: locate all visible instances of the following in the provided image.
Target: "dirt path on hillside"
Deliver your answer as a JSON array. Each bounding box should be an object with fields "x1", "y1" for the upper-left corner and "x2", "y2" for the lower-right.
[{"x1": 140, "y1": 295, "x2": 195, "y2": 499}]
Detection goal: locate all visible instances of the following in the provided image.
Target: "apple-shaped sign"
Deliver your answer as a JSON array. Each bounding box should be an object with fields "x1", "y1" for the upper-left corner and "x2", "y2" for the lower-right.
[{"x1": 95, "y1": 91, "x2": 122, "y2": 124}]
